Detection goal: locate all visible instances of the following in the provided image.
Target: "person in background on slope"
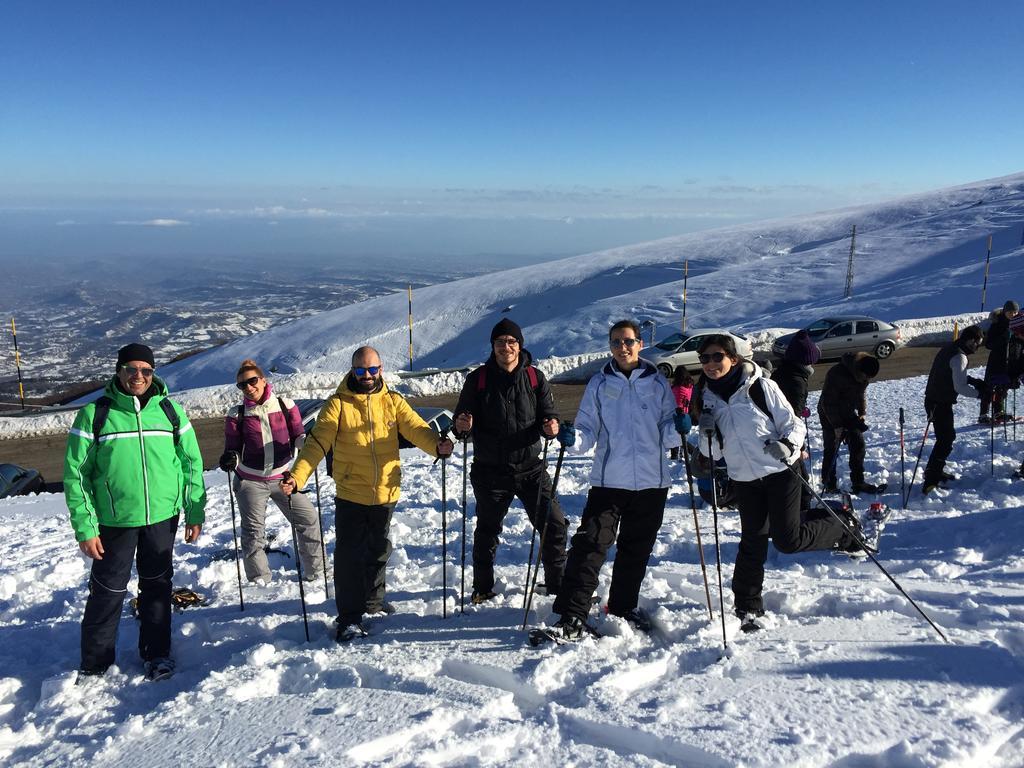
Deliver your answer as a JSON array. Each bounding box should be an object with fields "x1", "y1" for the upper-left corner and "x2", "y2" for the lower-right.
[
  {"x1": 219, "y1": 359, "x2": 323, "y2": 586},
  {"x1": 546, "y1": 320, "x2": 683, "y2": 640},
  {"x1": 922, "y1": 325, "x2": 985, "y2": 495},
  {"x1": 280, "y1": 346, "x2": 453, "y2": 642},
  {"x1": 817, "y1": 351, "x2": 882, "y2": 495},
  {"x1": 64, "y1": 343, "x2": 206, "y2": 682},
  {"x1": 669, "y1": 366, "x2": 694, "y2": 459},
  {"x1": 453, "y1": 319, "x2": 564, "y2": 604},
  {"x1": 695, "y1": 335, "x2": 864, "y2": 630},
  {"x1": 979, "y1": 300, "x2": 1021, "y2": 425},
  {"x1": 771, "y1": 330, "x2": 819, "y2": 509}
]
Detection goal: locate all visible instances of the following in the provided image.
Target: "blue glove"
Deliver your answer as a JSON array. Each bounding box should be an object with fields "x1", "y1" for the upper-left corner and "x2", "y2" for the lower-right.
[
  {"x1": 557, "y1": 422, "x2": 576, "y2": 448},
  {"x1": 674, "y1": 412, "x2": 692, "y2": 434}
]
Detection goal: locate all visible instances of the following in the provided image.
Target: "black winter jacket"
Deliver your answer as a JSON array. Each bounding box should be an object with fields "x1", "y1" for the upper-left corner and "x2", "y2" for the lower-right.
[
  {"x1": 817, "y1": 352, "x2": 871, "y2": 430},
  {"x1": 454, "y1": 350, "x2": 558, "y2": 472},
  {"x1": 771, "y1": 359, "x2": 812, "y2": 416},
  {"x1": 984, "y1": 310, "x2": 1023, "y2": 380}
]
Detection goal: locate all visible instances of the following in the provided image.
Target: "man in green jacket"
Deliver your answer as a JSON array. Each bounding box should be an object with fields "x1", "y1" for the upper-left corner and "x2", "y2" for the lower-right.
[{"x1": 64, "y1": 343, "x2": 206, "y2": 682}]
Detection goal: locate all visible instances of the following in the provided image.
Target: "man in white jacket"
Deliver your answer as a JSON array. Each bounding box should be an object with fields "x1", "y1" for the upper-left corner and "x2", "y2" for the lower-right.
[{"x1": 549, "y1": 320, "x2": 683, "y2": 640}]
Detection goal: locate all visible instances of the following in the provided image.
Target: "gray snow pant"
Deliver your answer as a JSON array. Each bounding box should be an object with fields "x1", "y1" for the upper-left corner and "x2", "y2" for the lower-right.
[{"x1": 234, "y1": 477, "x2": 323, "y2": 582}]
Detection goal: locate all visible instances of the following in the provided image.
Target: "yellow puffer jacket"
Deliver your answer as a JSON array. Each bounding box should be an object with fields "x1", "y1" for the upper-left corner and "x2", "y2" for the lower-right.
[{"x1": 290, "y1": 378, "x2": 438, "y2": 505}]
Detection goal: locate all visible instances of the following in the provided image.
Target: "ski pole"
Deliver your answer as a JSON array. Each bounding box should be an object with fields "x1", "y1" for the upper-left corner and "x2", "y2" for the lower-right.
[
  {"x1": 522, "y1": 432, "x2": 568, "y2": 631},
  {"x1": 521, "y1": 438, "x2": 551, "y2": 616},
  {"x1": 288, "y1": 495, "x2": 311, "y2": 642},
  {"x1": 226, "y1": 471, "x2": 245, "y2": 612},
  {"x1": 680, "y1": 439, "x2": 713, "y2": 622},
  {"x1": 903, "y1": 410, "x2": 933, "y2": 507},
  {"x1": 460, "y1": 436, "x2": 469, "y2": 615},
  {"x1": 899, "y1": 407, "x2": 906, "y2": 511},
  {"x1": 774, "y1": 449, "x2": 950, "y2": 644},
  {"x1": 313, "y1": 466, "x2": 330, "y2": 597},
  {"x1": 440, "y1": 432, "x2": 449, "y2": 619},
  {"x1": 704, "y1": 429, "x2": 728, "y2": 654},
  {"x1": 990, "y1": 391, "x2": 996, "y2": 477},
  {"x1": 1015, "y1": 389, "x2": 1018, "y2": 442}
]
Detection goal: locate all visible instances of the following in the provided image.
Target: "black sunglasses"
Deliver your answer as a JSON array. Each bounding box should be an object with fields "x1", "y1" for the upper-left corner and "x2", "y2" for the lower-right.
[
  {"x1": 124, "y1": 365, "x2": 155, "y2": 377},
  {"x1": 354, "y1": 366, "x2": 381, "y2": 377},
  {"x1": 236, "y1": 376, "x2": 260, "y2": 390},
  {"x1": 699, "y1": 352, "x2": 727, "y2": 364},
  {"x1": 610, "y1": 338, "x2": 640, "y2": 348}
]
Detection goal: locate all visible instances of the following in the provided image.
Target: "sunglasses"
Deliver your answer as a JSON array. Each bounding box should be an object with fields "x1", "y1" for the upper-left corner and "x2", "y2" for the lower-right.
[
  {"x1": 354, "y1": 366, "x2": 381, "y2": 377},
  {"x1": 610, "y1": 338, "x2": 640, "y2": 348},
  {"x1": 493, "y1": 337, "x2": 520, "y2": 347},
  {"x1": 236, "y1": 376, "x2": 261, "y2": 390},
  {"x1": 699, "y1": 352, "x2": 727, "y2": 364},
  {"x1": 124, "y1": 365, "x2": 155, "y2": 378}
]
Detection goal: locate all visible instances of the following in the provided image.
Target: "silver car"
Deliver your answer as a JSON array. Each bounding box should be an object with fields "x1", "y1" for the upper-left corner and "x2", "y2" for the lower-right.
[
  {"x1": 645, "y1": 328, "x2": 755, "y2": 377},
  {"x1": 772, "y1": 316, "x2": 902, "y2": 360}
]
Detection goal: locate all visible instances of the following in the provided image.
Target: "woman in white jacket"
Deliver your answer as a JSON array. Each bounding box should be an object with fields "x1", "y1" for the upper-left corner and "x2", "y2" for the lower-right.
[{"x1": 696, "y1": 335, "x2": 861, "y2": 629}]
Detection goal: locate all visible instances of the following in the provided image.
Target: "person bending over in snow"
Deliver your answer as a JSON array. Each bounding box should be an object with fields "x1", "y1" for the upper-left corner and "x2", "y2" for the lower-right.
[
  {"x1": 695, "y1": 334, "x2": 864, "y2": 631},
  {"x1": 817, "y1": 352, "x2": 882, "y2": 495}
]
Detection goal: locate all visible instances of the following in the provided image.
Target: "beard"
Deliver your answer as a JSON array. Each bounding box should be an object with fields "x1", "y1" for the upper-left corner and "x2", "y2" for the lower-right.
[{"x1": 355, "y1": 375, "x2": 380, "y2": 393}]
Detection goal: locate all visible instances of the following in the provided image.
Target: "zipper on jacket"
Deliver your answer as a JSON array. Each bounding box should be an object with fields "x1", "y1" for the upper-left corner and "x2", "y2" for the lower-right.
[
  {"x1": 105, "y1": 481, "x2": 117, "y2": 520},
  {"x1": 135, "y1": 398, "x2": 152, "y2": 524},
  {"x1": 366, "y1": 395, "x2": 379, "y2": 484}
]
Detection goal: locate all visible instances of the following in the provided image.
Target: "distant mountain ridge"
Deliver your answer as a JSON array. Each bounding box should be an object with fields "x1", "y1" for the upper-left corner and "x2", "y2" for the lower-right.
[{"x1": 162, "y1": 172, "x2": 1024, "y2": 391}]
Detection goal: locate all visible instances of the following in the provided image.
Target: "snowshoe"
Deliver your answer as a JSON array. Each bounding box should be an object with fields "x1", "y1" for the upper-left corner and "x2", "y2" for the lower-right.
[
  {"x1": 75, "y1": 667, "x2": 107, "y2": 686},
  {"x1": 471, "y1": 590, "x2": 498, "y2": 605},
  {"x1": 939, "y1": 470, "x2": 959, "y2": 482},
  {"x1": 527, "y1": 616, "x2": 596, "y2": 646},
  {"x1": 144, "y1": 657, "x2": 175, "y2": 682},
  {"x1": 336, "y1": 623, "x2": 369, "y2": 643},
  {"x1": 608, "y1": 606, "x2": 654, "y2": 633},
  {"x1": 365, "y1": 602, "x2": 396, "y2": 618},
  {"x1": 850, "y1": 481, "x2": 887, "y2": 495},
  {"x1": 737, "y1": 610, "x2": 766, "y2": 633},
  {"x1": 978, "y1": 415, "x2": 992, "y2": 425}
]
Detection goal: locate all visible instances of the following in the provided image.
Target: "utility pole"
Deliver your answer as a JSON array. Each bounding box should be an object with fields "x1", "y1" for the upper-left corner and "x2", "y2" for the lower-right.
[
  {"x1": 10, "y1": 318, "x2": 26, "y2": 409},
  {"x1": 407, "y1": 285, "x2": 414, "y2": 370},
  {"x1": 681, "y1": 259, "x2": 688, "y2": 332},
  {"x1": 844, "y1": 225, "x2": 856, "y2": 299},
  {"x1": 981, "y1": 235, "x2": 993, "y2": 312}
]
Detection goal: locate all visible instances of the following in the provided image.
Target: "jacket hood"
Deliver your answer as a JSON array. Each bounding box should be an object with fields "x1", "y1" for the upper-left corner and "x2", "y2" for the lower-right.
[{"x1": 841, "y1": 351, "x2": 877, "y2": 384}]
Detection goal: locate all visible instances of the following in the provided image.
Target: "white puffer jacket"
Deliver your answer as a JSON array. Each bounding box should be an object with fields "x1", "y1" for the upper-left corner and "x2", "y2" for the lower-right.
[
  {"x1": 698, "y1": 362, "x2": 805, "y2": 482},
  {"x1": 573, "y1": 359, "x2": 681, "y2": 490}
]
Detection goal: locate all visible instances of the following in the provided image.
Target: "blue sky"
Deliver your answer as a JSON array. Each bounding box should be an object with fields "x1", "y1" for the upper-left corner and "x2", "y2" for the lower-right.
[{"x1": 2, "y1": 1, "x2": 1022, "y2": 263}]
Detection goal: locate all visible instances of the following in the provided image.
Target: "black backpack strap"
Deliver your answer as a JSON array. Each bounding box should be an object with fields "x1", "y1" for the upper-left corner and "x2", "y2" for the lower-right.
[
  {"x1": 159, "y1": 398, "x2": 181, "y2": 446},
  {"x1": 92, "y1": 396, "x2": 112, "y2": 444},
  {"x1": 748, "y1": 378, "x2": 776, "y2": 428}
]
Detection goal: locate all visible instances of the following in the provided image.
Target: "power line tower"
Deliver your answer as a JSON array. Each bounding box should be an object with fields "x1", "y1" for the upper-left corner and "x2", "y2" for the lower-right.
[{"x1": 844, "y1": 224, "x2": 856, "y2": 298}]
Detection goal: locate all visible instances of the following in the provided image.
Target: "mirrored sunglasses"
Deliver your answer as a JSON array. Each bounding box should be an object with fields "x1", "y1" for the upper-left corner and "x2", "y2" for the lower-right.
[
  {"x1": 354, "y1": 366, "x2": 381, "y2": 377},
  {"x1": 124, "y1": 365, "x2": 155, "y2": 377}
]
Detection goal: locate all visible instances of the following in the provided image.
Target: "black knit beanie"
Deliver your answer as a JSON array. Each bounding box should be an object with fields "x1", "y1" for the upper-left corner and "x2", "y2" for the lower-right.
[
  {"x1": 117, "y1": 343, "x2": 155, "y2": 370},
  {"x1": 784, "y1": 330, "x2": 821, "y2": 365},
  {"x1": 490, "y1": 318, "x2": 524, "y2": 346}
]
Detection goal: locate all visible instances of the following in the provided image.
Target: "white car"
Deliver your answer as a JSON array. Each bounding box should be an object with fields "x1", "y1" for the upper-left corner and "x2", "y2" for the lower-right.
[{"x1": 644, "y1": 328, "x2": 754, "y2": 377}]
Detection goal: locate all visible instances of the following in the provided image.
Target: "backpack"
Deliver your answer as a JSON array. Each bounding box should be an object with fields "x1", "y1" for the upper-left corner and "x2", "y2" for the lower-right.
[{"x1": 92, "y1": 395, "x2": 180, "y2": 446}]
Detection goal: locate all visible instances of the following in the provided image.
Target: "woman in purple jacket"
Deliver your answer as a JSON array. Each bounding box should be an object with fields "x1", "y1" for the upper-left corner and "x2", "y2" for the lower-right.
[{"x1": 219, "y1": 359, "x2": 323, "y2": 585}]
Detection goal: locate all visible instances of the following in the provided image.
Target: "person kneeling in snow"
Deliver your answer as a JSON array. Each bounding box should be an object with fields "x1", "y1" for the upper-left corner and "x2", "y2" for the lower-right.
[
  {"x1": 695, "y1": 334, "x2": 864, "y2": 629},
  {"x1": 280, "y1": 346, "x2": 453, "y2": 642},
  {"x1": 546, "y1": 320, "x2": 683, "y2": 640}
]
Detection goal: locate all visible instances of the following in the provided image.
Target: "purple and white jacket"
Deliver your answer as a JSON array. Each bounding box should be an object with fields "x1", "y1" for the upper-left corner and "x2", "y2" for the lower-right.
[{"x1": 223, "y1": 383, "x2": 304, "y2": 482}]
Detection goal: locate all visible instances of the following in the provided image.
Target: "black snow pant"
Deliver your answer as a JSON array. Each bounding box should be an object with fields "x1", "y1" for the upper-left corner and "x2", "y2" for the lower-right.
[
  {"x1": 731, "y1": 469, "x2": 846, "y2": 615},
  {"x1": 334, "y1": 498, "x2": 395, "y2": 626},
  {"x1": 820, "y1": 423, "x2": 866, "y2": 488},
  {"x1": 80, "y1": 516, "x2": 178, "y2": 673},
  {"x1": 470, "y1": 461, "x2": 567, "y2": 595},
  {"x1": 552, "y1": 486, "x2": 668, "y2": 621},
  {"x1": 923, "y1": 400, "x2": 955, "y2": 485}
]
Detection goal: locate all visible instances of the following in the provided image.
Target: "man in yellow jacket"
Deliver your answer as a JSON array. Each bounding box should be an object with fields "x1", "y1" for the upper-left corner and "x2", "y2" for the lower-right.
[{"x1": 282, "y1": 346, "x2": 453, "y2": 641}]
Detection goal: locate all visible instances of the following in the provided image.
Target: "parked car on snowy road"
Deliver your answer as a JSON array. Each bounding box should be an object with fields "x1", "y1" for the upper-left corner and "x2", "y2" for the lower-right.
[
  {"x1": 645, "y1": 328, "x2": 754, "y2": 377},
  {"x1": 0, "y1": 463, "x2": 45, "y2": 499},
  {"x1": 772, "y1": 316, "x2": 902, "y2": 361}
]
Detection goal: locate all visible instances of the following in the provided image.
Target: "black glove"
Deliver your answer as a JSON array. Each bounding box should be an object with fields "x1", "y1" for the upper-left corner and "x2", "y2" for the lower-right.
[
  {"x1": 967, "y1": 376, "x2": 986, "y2": 391},
  {"x1": 218, "y1": 451, "x2": 239, "y2": 472},
  {"x1": 857, "y1": 419, "x2": 869, "y2": 433}
]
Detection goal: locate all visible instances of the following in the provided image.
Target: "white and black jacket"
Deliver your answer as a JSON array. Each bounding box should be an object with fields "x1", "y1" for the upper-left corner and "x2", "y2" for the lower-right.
[
  {"x1": 573, "y1": 358, "x2": 681, "y2": 490},
  {"x1": 698, "y1": 362, "x2": 806, "y2": 482}
]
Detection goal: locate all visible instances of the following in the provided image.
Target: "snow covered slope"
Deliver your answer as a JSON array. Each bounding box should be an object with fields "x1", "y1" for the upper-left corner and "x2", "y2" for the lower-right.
[
  {"x1": 1, "y1": 374, "x2": 1022, "y2": 766},
  {"x1": 161, "y1": 172, "x2": 1024, "y2": 391}
]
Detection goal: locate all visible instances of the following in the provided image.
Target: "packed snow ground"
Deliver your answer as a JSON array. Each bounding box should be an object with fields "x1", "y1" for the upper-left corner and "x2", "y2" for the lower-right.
[{"x1": 1, "y1": 372, "x2": 1023, "y2": 767}]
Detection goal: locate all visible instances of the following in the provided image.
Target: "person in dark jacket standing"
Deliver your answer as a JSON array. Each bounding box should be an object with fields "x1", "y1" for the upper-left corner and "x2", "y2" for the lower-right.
[
  {"x1": 979, "y1": 300, "x2": 1021, "y2": 424},
  {"x1": 772, "y1": 331, "x2": 819, "y2": 508},
  {"x1": 817, "y1": 352, "x2": 881, "y2": 494},
  {"x1": 923, "y1": 325, "x2": 985, "y2": 494},
  {"x1": 64, "y1": 343, "x2": 206, "y2": 682},
  {"x1": 454, "y1": 319, "x2": 563, "y2": 603}
]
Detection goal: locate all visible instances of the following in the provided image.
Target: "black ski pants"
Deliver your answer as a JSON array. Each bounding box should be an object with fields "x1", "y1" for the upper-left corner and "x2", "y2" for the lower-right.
[
  {"x1": 470, "y1": 462, "x2": 567, "y2": 594},
  {"x1": 820, "y1": 423, "x2": 866, "y2": 487},
  {"x1": 552, "y1": 486, "x2": 667, "y2": 621},
  {"x1": 80, "y1": 516, "x2": 178, "y2": 672},
  {"x1": 334, "y1": 497, "x2": 395, "y2": 626},
  {"x1": 923, "y1": 400, "x2": 955, "y2": 484},
  {"x1": 731, "y1": 468, "x2": 845, "y2": 615}
]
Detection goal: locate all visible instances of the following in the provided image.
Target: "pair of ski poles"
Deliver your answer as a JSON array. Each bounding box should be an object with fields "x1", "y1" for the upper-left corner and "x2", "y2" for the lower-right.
[{"x1": 437, "y1": 432, "x2": 470, "y2": 618}]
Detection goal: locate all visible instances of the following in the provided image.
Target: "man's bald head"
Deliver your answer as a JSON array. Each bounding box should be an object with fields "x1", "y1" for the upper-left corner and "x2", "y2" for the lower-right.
[{"x1": 351, "y1": 346, "x2": 381, "y2": 368}]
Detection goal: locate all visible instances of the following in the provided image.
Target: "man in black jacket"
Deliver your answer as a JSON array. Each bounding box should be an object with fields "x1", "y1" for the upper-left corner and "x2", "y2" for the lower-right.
[
  {"x1": 817, "y1": 351, "x2": 881, "y2": 495},
  {"x1": 923, "y1": 325, "x2": 985, "y2": 494},
  {"x1": 454, "y1": 319, "x2": 564, "y2": 603},
  {"x1": 979, "y1": 300, "x2": 1021, "y2": 424}
]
